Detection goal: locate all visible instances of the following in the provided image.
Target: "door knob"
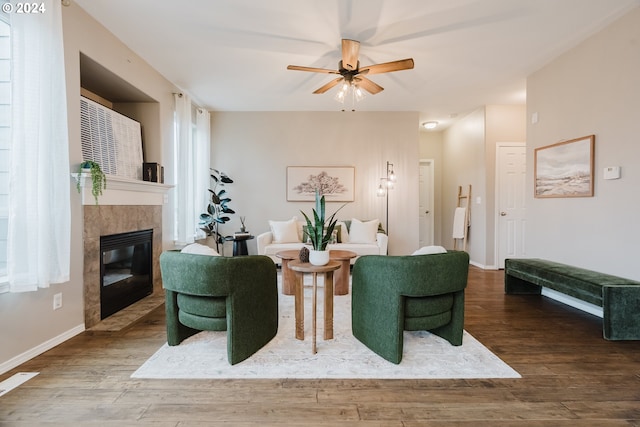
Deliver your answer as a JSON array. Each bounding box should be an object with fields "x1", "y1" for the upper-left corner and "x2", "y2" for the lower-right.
[{"x1": 500, "y1": 211, "x2": 507, "y2": 216}]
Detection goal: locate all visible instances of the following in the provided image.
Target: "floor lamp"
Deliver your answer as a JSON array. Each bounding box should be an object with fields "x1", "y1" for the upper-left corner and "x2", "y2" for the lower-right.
[{"x1": 377, "y1": 161, "x2": 396, "y2": 235}]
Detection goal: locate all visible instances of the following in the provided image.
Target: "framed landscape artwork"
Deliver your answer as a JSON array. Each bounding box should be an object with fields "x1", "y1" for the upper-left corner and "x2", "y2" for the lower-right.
[
  {"x1": 534, "y1": 135, "x2": 595, "y2": 198},
  {"x1": 287, "y1": 166, "x2": 355, "y2": 202}
]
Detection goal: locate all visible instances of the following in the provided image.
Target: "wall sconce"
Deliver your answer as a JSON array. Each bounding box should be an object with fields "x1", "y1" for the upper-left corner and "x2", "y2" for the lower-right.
[{"x1": 376, "y1": 161, "x2": 397, "y2": 235}]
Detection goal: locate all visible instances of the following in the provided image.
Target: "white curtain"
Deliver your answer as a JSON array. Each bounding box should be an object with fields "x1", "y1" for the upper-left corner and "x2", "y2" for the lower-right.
[
  {"x1": 7, "y1": 0, "x2": 70, "y2": 292},
  {"x1": 174, "y1": 94, "x2": 211, "y2": 245},
  {"x1": 194, "y1": 108, "x2": 211, "y2": 234},
  {"x1": 173, "y1": 93, "x2": 195, "y2": 245}
]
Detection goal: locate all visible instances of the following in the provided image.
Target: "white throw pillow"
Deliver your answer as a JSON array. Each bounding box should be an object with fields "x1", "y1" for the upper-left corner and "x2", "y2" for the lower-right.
[
  {"x1": 269, "y1": 217, "x2": 300, "y2": 243},
  {"x1": 411, "y1": 245, "x2": 447, "y2": 256},
  {"x1": 181, "y1": 243, "x2": 220, "y2": 256},
  {"x1": 348, "y1": 218, "x2": 379, "y2": 244}
]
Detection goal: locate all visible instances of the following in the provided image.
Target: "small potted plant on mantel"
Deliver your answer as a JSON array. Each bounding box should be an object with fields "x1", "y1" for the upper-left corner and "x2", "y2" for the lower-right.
[
  {"x1": 76, "y1": 160, "x2": 107, "y2": 205},
  {"x1": 300, "y1": 191, "x2": 345, "y2": 266}
]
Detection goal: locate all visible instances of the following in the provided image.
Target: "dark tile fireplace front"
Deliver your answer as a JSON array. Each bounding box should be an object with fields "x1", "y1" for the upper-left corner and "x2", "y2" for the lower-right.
[{"x1": 100, "y1": 229, "x2": 153, "y2": 319}]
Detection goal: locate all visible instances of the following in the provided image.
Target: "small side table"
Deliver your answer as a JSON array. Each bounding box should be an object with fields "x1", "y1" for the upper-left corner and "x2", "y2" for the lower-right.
[
  {"x1": 275, "y1": 250, "x2": 300, "y2": 295},
  {"x1": 288, "y1": 260, "x2": 341, "y2": 354},
  {"x1": 329, "y1": 250, "x2": 357, "y2": 295},
  {"x1": 225, "y1": 234, "x2": 254, "y2": 256}
]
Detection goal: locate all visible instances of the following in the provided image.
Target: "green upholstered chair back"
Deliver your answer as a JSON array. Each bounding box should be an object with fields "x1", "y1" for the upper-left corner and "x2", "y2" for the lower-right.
[
  {"x1": 351, "y1": 250, "x2": 470, "y2": 364},
  {"x1": 159, "y1": 250, "x2": 278, "y2": 365}
]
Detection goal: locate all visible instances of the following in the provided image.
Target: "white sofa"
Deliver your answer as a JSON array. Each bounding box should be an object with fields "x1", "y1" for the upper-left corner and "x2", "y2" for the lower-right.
[{"x1": 257, "y1": 218, "x2": 388, "y2": 265}]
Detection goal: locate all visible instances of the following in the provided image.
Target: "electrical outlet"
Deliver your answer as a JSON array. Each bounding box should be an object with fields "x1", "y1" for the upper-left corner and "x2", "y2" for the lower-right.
[{"x1": 53, "y1": 293, "x2": 62, "y2": 310}]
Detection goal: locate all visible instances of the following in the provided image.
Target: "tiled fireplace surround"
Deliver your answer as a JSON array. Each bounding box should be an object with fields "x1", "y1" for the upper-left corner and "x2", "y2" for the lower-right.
[
  {"x1": 77, "y1": 173, "x2": 171, "y2": 329},
  {"x1": 83, "y1": 204, "x2": 163, "y2": 328}
]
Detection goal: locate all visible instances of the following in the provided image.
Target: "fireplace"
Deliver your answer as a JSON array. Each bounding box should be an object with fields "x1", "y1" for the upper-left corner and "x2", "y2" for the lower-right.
[
  {"x1": 83, "y1": 205, "x2": 163, "y2": 328},
  {"x1": 81, "y1": 181, "x2": 169, "y2": 328},
  {"x1": 100, "y1": 229, "x2": 153, "y2": 319}
]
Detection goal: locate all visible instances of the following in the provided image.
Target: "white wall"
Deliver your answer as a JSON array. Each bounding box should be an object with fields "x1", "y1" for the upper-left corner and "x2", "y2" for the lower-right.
[
  {"x1": 209, "y1": 112, "x2": 420, "y2": 257},
  {"x1": 0, "y1": 3, "x2": 178, "y2": 373},
  {"x1": 526, "y1": 7, "x2": 640, "y2": 280}
]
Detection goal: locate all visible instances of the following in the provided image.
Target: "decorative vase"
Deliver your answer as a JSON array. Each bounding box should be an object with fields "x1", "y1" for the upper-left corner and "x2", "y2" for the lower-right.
[{"x1": 309, "y1": 249, "x2": 330, "y2": 266}]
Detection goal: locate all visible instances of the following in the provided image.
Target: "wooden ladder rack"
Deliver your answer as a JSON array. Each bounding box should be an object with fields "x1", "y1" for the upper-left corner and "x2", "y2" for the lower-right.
[{"x1": 453, "y1": 185, "x2": 471, "y2": 251}]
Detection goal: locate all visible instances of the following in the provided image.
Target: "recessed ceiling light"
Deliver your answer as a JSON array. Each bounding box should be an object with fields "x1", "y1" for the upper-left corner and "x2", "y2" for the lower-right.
[{"x1": 422, "y1": 121, "x2": 438, "y2": 130}]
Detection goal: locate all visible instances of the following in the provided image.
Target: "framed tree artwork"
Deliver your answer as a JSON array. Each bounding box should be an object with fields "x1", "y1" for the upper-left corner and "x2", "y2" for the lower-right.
[{"x1": 287, "y1": 166, "x2": 355, "y2": 202}]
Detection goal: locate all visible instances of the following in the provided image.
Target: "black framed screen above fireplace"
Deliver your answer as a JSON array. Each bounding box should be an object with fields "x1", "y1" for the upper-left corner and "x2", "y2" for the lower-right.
[{"x1": 100, "y1": 229, "x2": 153, "y2": 319}]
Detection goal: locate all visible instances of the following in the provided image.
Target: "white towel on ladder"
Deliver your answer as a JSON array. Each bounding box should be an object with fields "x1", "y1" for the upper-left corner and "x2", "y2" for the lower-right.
[{"x1": 452, "y1": 207, "x2": 467, "y2": 239}]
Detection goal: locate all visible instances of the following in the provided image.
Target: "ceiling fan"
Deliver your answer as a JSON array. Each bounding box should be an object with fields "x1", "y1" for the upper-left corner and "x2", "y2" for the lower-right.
[{"x1": 287, "y1": 39, "x2": 414, "y2": 97}]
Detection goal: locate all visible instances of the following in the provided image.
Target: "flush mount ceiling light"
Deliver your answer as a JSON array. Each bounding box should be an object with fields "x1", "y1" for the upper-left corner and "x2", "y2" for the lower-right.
[{"x1": 422, "y1": 121, "x2": 438, "y2": 130}]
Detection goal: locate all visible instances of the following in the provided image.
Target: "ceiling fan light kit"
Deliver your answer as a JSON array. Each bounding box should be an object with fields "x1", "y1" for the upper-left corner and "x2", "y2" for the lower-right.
[
  {"x1": 287, "y1": 39, "x2": 414, "y2": 107},
  {"x1": 334, "y1": 81, "x2": 366, "y2": 104}
]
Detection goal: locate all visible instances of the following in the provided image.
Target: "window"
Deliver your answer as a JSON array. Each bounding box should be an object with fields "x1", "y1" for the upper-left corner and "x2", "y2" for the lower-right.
[{"x1": 0, "y1": 13, "x2": 10, "y2": 287}]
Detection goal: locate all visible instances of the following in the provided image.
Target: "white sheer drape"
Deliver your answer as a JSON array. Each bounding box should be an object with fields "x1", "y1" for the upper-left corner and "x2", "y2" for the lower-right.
[
  {"x1": 195, "y1": 108, "x2": 211, "y2": 232},
  {"x1": 174, "y1": 95, "x2": 210, "y2": 245},
  {"x1": 7, "y1": 0, "x2": 70, "y2": 292},
  {"x1": 174, "y1": 93, "x2": 195, "y2": 245}
]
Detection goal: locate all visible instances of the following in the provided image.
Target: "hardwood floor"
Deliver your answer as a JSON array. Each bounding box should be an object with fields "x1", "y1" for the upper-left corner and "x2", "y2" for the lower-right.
[{"x1": 2, "y1": 266, "x2": 640, "y2": 426}]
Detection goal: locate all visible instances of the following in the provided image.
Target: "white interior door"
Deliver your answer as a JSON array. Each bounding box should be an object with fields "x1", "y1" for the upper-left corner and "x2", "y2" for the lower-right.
[
  {"x1": 496, "y1": 143, "x2": 526, "y2": 268},
  {"x1": 419, "y1": 160, "x2": 434, "y2": 248}
]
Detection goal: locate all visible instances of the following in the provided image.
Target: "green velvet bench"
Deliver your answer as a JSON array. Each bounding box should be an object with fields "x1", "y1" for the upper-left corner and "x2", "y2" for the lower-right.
[{"x1": 505, "y1": 258, "x2": 640, "y2": 340}]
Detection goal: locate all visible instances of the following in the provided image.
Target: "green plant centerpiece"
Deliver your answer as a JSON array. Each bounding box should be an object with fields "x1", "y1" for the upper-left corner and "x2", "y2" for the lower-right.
[
  {"x1": 199, "y1": 169, "x2": 235, "y2": 252},
  {"x1": 76, "y1": 160, "x2": 107, "y2": 205},
  {"x1": 300, "y1": 191, "x2": 345, "y2": 266}
]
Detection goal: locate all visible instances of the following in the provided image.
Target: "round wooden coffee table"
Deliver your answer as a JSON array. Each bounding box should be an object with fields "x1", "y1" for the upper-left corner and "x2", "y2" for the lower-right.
[
  {"x1": 275, "y1": 250, "x2": 300, "y2": 295},
  {"x1": 288, "y1": 260, "x2": 341, "y2": 354},
  {"x1": 329, "y1": 250, "x2": 357, "y2": 295}
]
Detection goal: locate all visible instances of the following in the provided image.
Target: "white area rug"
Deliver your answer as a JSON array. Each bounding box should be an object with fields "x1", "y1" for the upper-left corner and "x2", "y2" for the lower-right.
[{"x1": 132, "y1": 274, "x2": 520, "y2": 380}]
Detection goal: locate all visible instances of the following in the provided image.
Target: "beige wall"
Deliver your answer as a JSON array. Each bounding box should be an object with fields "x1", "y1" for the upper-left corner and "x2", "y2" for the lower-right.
[
  {"x1": 484, "y1": 105, "x2": 527, "y2": 267},
  {"x1": 0, "y1": 3, "x2": 178, "y2": 372},
  {"x1": 209, "y1": 112, "x2": 420, "y2": 257},
  {"x1": 442, "y1": 108, "x2": 487, "y2": 264},
  {"x1": 419, "y1": 130, "x2": 444, "y2": 245},
  {"x1": 526, "y1": 7, "x2": 640, "y2": 280},
  {"x1": 439, "y1": 105, "x2": 526, "y2": 268}
]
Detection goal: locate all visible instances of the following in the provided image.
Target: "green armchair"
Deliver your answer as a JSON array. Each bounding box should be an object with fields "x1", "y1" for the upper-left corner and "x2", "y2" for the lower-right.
[
  {"x1": 159, "y1": 251, "x2": 278, "y2": 365},
  {"x1": 351, "y1": 251, "x2": 470, "y2": 364}
]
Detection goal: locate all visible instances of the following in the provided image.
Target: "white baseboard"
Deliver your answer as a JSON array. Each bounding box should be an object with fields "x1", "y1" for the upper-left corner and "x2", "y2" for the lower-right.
[
  {"x1": 541, "y1": 288, "x2": 603, "y2": 318},
  {"x1": 0, "y1": 324, "x2": 85, "y2": 375},
  {"x1": 469, "y1": 260, "x2": 499, "y2": 270}
]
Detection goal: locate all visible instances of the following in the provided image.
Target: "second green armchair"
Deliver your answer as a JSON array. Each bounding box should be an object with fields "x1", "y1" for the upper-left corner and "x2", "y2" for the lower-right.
[{"x1": 352, "y1": 251, "x2": 470, "y2": 364}]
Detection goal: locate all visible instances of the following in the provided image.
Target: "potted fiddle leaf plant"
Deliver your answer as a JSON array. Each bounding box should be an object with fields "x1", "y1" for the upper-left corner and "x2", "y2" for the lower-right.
[
  {"x1": 76, "y1": 160, "x2": 107, "y2": 205},
  {"x1": 300, "y1": 190, "x2": 345, "y2": 266},
  {"x1": 199, "y1": 168, "x2": 235, "y2": 252}
]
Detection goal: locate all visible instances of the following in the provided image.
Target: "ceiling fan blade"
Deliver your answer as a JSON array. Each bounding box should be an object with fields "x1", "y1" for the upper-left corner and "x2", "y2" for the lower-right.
[
  {"x1": 354, "y1": 76, "x2": 383, "y2": 94},
  {"x1": 341, "y1": 39, "x2": 360, "y2": 71},
  {"x1": 313, "y1": 77, "x2": 344, "y2": 94},
  {"x1": 287, "y1": 65, "x2": 340, "y2": 74},
  {"x1": 360, "y1": 58, "x2": 414, "y2": 75}
]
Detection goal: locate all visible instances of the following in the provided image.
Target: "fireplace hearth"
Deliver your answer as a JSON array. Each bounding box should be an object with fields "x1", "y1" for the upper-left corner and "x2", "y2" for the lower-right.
[{"x1": 100, "y1": 229, "x2": 153, "y2": 319}]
